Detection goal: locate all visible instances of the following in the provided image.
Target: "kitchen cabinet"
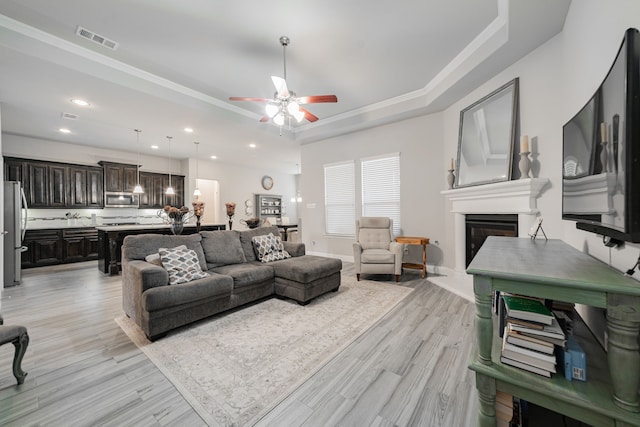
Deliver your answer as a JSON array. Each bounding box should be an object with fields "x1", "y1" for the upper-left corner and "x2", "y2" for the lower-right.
[
  {"x1": 4, "y1": 157, "x2": 103, "y2": 208},
  {"x1": 138, "y1": 172, "x2": 185, "y2": 209},
  {"x1": 99, "y1": 161, "x2": 138, "y2": 193},
  {"x1": 22, "y1": 229, "x2": 64, "y2": 268},
  {"x1": 62, "y1": 228, "x2": 99, "y2": 262},
  {"x1": 22, "y1": 228, "x2": 99, "y2": 268}
]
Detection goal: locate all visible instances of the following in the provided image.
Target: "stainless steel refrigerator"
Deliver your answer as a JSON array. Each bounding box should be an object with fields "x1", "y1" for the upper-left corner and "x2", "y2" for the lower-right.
[{"x1": 3, "y1": 181, "x2": 28, "y2": 287}]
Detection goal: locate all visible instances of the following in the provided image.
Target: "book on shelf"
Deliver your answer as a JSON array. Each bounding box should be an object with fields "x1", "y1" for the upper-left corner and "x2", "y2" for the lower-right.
[
  {"x1": 501, "y1": 332, "x2": 557, "y2": 372},
  {"x1": 506, "y1": 316, "x2": 545, "y2": 330},
  {"x1": 500, "y1": 355, "x2": 552, "y2": 378},
  {"x1": 502, "y1": 295, "x2": 553, "y2": 325},
  {"x1": 508, "y1": 315, "x2": 566, "y2": 345},
  {"x1": 505, "y1": 323, "x2": 555, "y2": 354}
]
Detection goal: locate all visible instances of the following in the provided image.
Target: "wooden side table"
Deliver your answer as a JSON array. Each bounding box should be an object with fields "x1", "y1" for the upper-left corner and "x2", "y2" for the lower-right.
[{"x1": 395, "y1": 236, "x2": 429, "y2": 278}]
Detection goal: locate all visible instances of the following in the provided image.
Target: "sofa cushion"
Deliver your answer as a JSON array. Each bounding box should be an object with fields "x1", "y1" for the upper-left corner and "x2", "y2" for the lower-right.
[
  {"x1": 142, "y1": 274, "x2": 233, "y2": 312},
  {"x1": 159, "y1": 246, "x2": 210, "y2": 285},
  {"x1": 209, "y1": 263, "x2": 274, "y2": 289},
  {"x1": 270, "y1": 255, "x2": 342, "y2": 284},
  {"x1": 122, "y1": 234, "x2": 207, "y2": 271},
  {"x1": 361, "y1": 248, "x2": 395, "y2": 264},
  {"x1": 252, "y1": 233, "x2": 291, "y2": 263},
  {"x1": 238, "y1": 226, "x2": 281, "y2": 261},
  {"x1": 200, "y1": 230, "x2": 246, "y2": 267}
]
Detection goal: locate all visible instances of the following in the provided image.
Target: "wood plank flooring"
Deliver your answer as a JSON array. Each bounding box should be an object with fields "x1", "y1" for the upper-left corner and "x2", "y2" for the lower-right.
[{"x1": 0, "y1": 261, "x2": 478, "y2": 426}]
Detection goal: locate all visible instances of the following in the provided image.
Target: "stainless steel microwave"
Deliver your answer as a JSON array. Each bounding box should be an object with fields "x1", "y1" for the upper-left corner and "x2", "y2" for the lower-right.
[{"x1": 104, "y1": 192, "x2": 139, "y2": 208}]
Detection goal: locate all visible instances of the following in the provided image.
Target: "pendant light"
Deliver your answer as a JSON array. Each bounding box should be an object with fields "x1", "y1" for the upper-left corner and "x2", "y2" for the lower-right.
[
  {"x1": 133, "y1": 129, "x2": 144, "y2": 194},
  {"x1": 165, "y1": 136, "x2": 175, "y2": 195},
  {"x1": 193, "y1": 141, "x2": 201, "y2": 198}
]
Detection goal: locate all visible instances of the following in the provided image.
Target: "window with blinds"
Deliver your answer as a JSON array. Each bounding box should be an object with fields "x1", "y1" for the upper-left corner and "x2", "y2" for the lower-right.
[
  {"x1": 361, "y1": 153, "x2": 401, "y2": 235},
  {"x1": 324, "y1": 161, "x2": 356, "y2": 236}
]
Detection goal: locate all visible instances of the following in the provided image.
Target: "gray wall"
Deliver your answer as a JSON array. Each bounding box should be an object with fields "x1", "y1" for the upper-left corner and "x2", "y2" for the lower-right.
[{"x1": 300, "y1": 0, "x2": 640, "y2": 282}]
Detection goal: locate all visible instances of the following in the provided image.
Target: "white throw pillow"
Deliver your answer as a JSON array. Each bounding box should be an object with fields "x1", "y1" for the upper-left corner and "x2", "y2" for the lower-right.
[
  {"x1": 252, "y1": 233, "x2": 291, "y2": 263},
  {"x1": 159, "y1": 245, "x2": 210, "y2": 285}
]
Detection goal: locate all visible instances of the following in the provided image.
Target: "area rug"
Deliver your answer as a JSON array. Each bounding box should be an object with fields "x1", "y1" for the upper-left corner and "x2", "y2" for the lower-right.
[{"x1": 116, "y1": 275, "x2": 413, "y2": 426}]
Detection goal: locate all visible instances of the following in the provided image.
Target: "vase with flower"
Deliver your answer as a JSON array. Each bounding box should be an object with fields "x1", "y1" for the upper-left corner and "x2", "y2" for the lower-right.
[
  {"x1": 225, "y1": 202, "x2": 236, "y2": 230},
  {"x1": 192, "y1": 200, "x2": 205, "y2": 232},
  {"x1": 158, "y1": 205, "x2": 192, "y2": 235}
]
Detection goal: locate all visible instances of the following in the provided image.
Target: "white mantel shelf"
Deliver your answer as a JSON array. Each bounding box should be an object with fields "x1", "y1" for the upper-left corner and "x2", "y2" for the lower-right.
[{"x1": 441, "y1": 177, "x2": 550, "y2": 272}]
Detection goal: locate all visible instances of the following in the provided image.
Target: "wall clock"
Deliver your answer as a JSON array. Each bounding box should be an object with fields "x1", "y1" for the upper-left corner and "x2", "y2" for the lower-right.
[{"x1": 261, "y1": 175, "x2": 274, "y2": 190}]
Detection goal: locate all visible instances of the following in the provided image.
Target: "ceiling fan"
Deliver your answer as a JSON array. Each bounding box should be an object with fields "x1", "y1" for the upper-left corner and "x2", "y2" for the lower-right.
[{"x1": 229, "y1": 36, "x2": 338, "y2": 126}]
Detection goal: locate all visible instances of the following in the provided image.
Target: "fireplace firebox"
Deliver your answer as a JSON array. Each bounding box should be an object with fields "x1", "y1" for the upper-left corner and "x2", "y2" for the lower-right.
[{"x1": 465, "y1": 214, "x2": 518, "y2": 267}]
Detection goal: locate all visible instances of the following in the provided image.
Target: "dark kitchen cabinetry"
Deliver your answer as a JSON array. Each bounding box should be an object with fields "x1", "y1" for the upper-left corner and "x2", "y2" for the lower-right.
[
  {"x1": 4, "y1": 157, "x2": 104, "y2": 208},
  {"x1": 22, "y1": 228, "x2": 99, "y2": 269},
  {"x1": 26, "y1": 162, "x2": 68, "y2": 208},
  {"x1": 62, "y1": 228, "x2": 99, "y2": 262},
  {"x1": 22, "y1": 229, "x2": 64, "y2": 268},
  {"x1": 100, "y1": 161, "x2": 138, "y2": 193},
  {"x1": 69, "y1": 166, "x2": 104, "y2": 208},
  {"x1": 138, "y1": 172, "x2": 185, "y2": 209}
]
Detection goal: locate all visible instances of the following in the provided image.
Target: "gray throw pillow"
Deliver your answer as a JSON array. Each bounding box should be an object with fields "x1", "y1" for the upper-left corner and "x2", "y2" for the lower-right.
[{"x1": 200, "y1": 230, "x2": 246, "y2": 267}]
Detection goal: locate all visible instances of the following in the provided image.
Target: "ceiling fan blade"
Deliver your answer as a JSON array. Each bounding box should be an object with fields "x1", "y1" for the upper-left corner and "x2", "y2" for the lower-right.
[
  {"x1": 300, "y1": 107, "x2": 319, "y2": 122},
  {"x1": 271, "y1": 76, "x2": 290, "y2": 98},
  {"x1": 259, "y1": 115, "x2": 270, "y2": 122},
  {"x1": 229, "y1": 97, "x2": 271, "y2": 102},
  {"x1": 298, "y1": 95, "x2": 338, "y2": 104}
]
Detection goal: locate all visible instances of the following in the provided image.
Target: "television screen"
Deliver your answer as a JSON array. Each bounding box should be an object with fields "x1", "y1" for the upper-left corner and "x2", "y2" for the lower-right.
[{"x1": 562, "y1": 28, "x2": 640, "y2": 243}]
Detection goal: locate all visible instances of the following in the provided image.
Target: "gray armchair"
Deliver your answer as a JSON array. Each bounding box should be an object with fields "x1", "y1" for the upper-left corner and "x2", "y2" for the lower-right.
[{"x1": 353, "y1": 217, "x2": 403, "y2": 282}]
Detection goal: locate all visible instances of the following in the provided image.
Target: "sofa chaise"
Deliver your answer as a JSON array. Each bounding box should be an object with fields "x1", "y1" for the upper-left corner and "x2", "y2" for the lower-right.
[{"x1": 121, "y1": 226, "x2": 342, "y2": 340}]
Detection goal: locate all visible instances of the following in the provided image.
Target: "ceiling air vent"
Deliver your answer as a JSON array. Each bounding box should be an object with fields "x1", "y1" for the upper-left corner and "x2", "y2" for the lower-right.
[
  {"x1": 75, "y1": 26, "x2": 119, "y2": 50},
  {"x1": 62, "y1": 112, "x2": 78, "y2": 120}
]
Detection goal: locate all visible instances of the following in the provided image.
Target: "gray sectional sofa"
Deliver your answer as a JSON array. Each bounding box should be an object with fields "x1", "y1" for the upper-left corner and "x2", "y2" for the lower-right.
[{"x1": 121, "y1": 226, "x2": 342, "y2": 340}]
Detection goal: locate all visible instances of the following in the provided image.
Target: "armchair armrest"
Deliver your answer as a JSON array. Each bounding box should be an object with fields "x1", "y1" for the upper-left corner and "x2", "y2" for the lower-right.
[{"x1": 389, "y1": 242, "x2": 404, "y2": 275}]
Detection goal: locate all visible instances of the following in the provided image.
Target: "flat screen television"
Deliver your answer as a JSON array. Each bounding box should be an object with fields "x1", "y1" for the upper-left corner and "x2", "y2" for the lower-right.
[{"x1": 562, "y1": 28, "x2": 640, "y2": 244}]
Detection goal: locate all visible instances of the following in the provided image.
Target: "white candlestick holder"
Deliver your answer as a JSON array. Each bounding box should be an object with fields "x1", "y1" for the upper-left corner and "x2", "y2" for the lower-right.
[{"x1": 519, "y1": 152, "x2": 531, "y2": 179}]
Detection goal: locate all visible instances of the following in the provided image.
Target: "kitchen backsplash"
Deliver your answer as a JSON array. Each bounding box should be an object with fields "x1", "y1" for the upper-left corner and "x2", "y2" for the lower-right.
[{"x1": 27, "y1": 208, "x2": 175, "y2": 228}]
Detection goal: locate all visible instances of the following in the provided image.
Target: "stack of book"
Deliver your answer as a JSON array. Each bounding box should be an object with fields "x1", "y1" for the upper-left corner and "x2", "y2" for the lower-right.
[{"x1": 500, "y1": 295, "x2": 566, "y2": 378}]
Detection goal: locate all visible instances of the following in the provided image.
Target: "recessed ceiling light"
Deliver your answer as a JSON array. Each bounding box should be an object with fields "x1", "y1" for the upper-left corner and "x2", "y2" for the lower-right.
[
  {"x1": 210, "y1": 155, "x2": 217, "y2": 159},
  {"x1": 70, "y1": 98, "x2": 90, "y2": 107},
  {"x1": 151, "y1": 145, "x2": 159, "y2": 149},
  {"x1": 59, "y1": 128, "x2": 71, "y2": 134},
  {"x1": 249, "y1": 143, "x2": 256, "y2": 148},
  {"x1": 184, "y1": 127, "x2": 194, "y2": 133}
]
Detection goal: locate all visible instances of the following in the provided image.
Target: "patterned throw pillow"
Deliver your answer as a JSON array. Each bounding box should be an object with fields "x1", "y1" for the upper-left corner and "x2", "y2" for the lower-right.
[
  {"x1": 159, "y1": 246, "x2": 210, "y2": 285},
  {"x1": 252, "y1": 233, "x2": 291, "y2": 263}
]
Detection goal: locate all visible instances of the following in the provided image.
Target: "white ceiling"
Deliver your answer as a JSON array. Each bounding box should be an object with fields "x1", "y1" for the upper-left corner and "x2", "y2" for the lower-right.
[{"x1": 0, "y1": 0, "x2": 571, "y2": 173}]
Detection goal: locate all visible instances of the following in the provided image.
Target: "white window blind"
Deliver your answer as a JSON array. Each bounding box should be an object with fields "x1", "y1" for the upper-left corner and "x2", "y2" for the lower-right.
[
  {"x1": 324, "y1": 161, "x2": 356, "y2": 236},
  {"x1": 361, "y1": 153, "x2": 401, "y2": 235}
]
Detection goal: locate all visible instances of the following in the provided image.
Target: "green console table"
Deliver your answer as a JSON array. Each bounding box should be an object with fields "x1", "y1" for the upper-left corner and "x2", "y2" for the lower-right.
[{"x1": 467, "y1": 236, "x2": 640, "y2": 427}]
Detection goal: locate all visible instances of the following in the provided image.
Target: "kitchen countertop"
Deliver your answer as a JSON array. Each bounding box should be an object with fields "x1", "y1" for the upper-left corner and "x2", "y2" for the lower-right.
[
  {"x1": 26, "y1": 222, "x2": 164, "y2": 230},
  {"x1": 95, "y1": 223, "x2": 223, "y2": 232}
]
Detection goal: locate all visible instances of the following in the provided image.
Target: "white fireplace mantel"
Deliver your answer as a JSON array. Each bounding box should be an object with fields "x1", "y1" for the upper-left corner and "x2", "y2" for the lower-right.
[{"x1": 441, "y1": 178, "x2": 550, "y2": 272}]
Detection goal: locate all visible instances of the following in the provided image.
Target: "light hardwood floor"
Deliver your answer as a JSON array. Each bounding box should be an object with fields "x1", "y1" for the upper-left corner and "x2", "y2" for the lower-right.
[{"x1": 0, "y1": 261, "x2": 477, "y2": 426}]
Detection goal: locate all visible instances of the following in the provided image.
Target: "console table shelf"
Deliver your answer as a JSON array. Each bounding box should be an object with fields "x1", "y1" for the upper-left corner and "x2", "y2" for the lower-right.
[{"x1": 467, "y1": 237, "x2": 640, "y2": 427}]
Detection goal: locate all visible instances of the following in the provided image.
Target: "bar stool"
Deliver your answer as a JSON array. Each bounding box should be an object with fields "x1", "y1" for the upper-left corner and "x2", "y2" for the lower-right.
[{"x1": 0, "y1": 314, "x2": 29, "y2": 385}]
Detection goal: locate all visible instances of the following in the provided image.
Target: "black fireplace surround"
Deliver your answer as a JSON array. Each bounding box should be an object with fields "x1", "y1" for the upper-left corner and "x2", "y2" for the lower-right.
[{"x1": 465, "y1": 214, "x2": 518, "y2": 268}]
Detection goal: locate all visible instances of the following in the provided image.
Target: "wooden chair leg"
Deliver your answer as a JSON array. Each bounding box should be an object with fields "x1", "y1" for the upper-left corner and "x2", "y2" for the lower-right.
[
  {"x1": 395, "y1": 274, "x2": 400, "y2": 282},
  {"x1": 356, "y1": 273, "x2": 361, "y2": 281},
  {"x1": 12, "y1": 331, "x2": 29, "y2": 385}
]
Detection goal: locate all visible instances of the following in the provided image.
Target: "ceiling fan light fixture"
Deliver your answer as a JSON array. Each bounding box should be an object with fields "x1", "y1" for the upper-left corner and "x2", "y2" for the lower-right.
[
  {"x1": 265, "y1": 103, "x2": 279, "y2": 118},
  {"x1": 287, "y1": 101, "x2": 300, "y2": 115},
  {"x1": 293, "y1": 109, "x2": 305, "y2": 123},
  {"x1": 274, "y1": 113, "x2": 285, "y2": 126}
]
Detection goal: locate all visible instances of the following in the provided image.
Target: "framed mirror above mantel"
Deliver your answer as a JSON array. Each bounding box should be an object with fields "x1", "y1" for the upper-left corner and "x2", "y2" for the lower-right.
[{"x1": 455, "y1": 78, "x2": 519, "y2": 188}]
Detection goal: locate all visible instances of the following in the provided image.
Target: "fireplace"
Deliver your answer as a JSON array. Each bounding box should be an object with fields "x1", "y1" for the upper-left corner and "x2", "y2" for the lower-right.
[
  {"x1": 441, "y1": 178, "x2": 549, "y2": 272},
  {"x1": 465, "y1": 214, "x2": 518, "y2": 267}
]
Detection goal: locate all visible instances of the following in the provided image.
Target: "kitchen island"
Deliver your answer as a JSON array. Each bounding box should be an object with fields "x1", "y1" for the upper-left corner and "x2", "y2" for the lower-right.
[{"x1": 97, "y1": 223, "x2": 226, "y2": 275}]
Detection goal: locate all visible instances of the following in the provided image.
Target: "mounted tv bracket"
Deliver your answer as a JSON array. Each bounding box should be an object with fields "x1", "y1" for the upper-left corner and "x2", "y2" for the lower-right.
[{"x1": 603, "y1": 235, "x2": 623, "y2": 248}]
